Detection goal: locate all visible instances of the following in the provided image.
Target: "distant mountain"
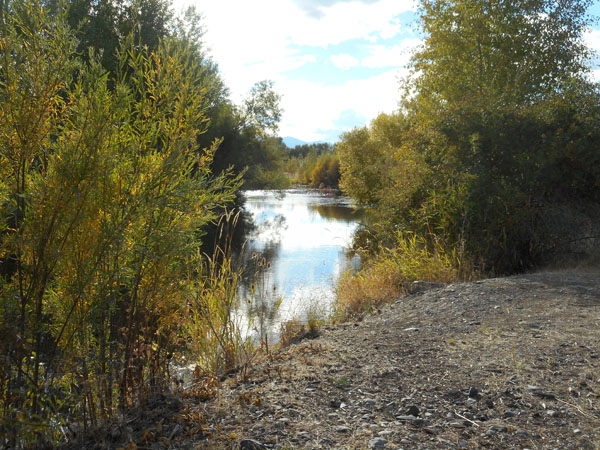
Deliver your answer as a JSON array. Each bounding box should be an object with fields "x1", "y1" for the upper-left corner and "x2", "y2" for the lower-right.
[
  {"x1": 282, "y1": 136, "x2": 334, "y2": 147},
  {"x1": 282, "y1": 137, "x2": 308, "y2": 148}
]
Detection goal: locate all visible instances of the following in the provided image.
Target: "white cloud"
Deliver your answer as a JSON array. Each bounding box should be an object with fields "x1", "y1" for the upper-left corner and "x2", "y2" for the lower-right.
[
  {"x1": 331, "y1": 53, "x2": 359, "y2": 70},
  {"x1": 585, "y1": 29, "x2": 600, "y2": 52},
  {"x1": 172, "y1": 0, "x2": 418, "y2": 140},
  {"x1": 278, "y1": 69, "x2": 407, "y2": 141},
  {"x1": 361, "y1": 38, "x2": 421, "y2": 68}
]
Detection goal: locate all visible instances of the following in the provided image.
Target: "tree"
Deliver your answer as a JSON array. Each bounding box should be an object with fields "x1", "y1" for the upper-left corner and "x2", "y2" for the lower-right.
[
  {"x1": 340, "y1": 0, "x2": 600, "y2": 273},
  {"x1": 243, "y1": 80, "x2": 283, "y2": 136},
  {"x1": 409, "y1": 0, "x2": 593, "y2": 110},
  {"x1": 0, "y1": 2, "x2": 238, "y2": 445}
]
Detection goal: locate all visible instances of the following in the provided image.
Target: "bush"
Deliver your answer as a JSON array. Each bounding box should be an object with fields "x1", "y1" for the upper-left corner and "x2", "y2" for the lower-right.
[
  {"x1": 0, "y1": 3, "x2": 239, "y2": 446},
  {"x1": 335, "y1": 233, "x2": 460, "y2": 319}
]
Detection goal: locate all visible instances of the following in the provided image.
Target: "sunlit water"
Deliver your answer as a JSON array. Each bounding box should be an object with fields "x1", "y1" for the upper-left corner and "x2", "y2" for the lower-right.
[{"x1": 236, "y1": 189, "x2": 362, "y2": 341}]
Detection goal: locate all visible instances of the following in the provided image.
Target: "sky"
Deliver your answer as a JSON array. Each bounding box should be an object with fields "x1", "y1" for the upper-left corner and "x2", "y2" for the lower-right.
[{"x1": 173, "y1": 0, "x2": 600, "y2": 144}]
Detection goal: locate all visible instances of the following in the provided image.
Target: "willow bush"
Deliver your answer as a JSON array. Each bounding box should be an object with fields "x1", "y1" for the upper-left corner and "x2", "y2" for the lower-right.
[{"x1": 0, "y1": 1, "x2": 239, "y2": 447}]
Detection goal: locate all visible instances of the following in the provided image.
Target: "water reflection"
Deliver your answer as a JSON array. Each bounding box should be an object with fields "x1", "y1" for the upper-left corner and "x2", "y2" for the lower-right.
[
  {"x1": 308, "y1": 204, "x2": 363, "y2": 223},
  {"x1": 236, "y1": 189, "x2": 362, "y2": 341}
]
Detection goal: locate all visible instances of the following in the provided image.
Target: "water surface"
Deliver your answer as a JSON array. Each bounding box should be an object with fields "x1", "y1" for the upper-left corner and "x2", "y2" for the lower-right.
[{"x1": 237, "y1": 189, "x2": 362, "y2": 339}]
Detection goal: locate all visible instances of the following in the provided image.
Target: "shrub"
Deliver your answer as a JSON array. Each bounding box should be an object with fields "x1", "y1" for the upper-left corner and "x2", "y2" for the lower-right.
[{"x1": 335, "y1": 233, "x2": 460, "y2": 319}]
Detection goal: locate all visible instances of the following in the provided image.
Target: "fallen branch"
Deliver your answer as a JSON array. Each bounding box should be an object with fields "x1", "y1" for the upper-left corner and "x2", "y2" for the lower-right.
[
  {"x1": 454, "y1": 410, "x2": 480, "y2": 427},
  {"x1": 555, "y1": 398, "x2": 597, "y2": 420}
]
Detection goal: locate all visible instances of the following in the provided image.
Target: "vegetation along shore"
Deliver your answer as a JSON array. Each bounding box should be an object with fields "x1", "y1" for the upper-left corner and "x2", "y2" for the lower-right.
[{"x1": 1, "y1": 0, "x2": 599, "y2": 448}]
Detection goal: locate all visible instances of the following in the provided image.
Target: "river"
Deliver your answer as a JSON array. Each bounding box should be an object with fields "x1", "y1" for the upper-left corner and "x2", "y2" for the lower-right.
[{"x1": 236, "y1": 189, "x2": 363, "y2": 342}]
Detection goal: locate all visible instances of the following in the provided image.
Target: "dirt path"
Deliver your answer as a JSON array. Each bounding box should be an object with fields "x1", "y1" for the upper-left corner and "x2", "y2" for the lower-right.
[
  {"x1": 189, "y1": 269, "x2": 600, "y2": 449},
  {"x1": 71, "y1": 269, "x2": 600, "y2": 449}
]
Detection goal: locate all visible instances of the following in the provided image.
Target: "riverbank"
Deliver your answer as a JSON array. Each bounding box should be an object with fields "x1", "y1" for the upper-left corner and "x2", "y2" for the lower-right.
[{"x1": 67, "y1": 269, "x2": 600, "y2": 449}]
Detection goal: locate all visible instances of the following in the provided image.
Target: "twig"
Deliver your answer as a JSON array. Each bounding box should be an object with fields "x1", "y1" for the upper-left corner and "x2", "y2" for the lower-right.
[
  {"x1": 454, "y1": 410, "x2": 481, "y2": 427},
  {"x1": 555, "y1": 398, "x2": 596, "y2": 420}
]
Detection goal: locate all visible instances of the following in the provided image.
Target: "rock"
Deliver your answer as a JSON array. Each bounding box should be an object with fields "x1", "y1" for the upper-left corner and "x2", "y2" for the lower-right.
[
  {"x1": 490, "y1": 425, "x2": 508, "y2": 432},
  {"x1": 240, "y1": 439, "x2": 268, "y2": 450},
  {"x1": 468, "y1": 386, "x2": 480, "y2": 398},
  {"x1": 406, "y1": 405, "x2": 420, "y2": 417},
  {"x1": 369, "y1": 437, "x2": 387, "y2": 449},
  {"x1": 364, "y1": 398, "x2": 377, "y2": 408},
  {"x1": 546, "y1": 410, "x2": 558, "y2": 417},
  {"x1": 335, "y1": 425, "x2": 350, "y2": 433},
  {"x1": 527, "y1": 385, "x2": 556, "y2": 399},
  {"x1": 504, "y1": 410, "x2": 517, "y2": 418},
  {"x1": 413, "y1": 418, "x2": 431, "y2": 427},
  {"x1": 449, "y1": 421, "x2": 466, "y2": 428},
  {"x1": 329, "y1": 399, "x2": 341, "y2": 408},
  {"x1": 397, "y1": 415, "x2": 418, "y2": 422},
  {"x1": 409, "y1": 281, "x2": 445, "y2": 293}
]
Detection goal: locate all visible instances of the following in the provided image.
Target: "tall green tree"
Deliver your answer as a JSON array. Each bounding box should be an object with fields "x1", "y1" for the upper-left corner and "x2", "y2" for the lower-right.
[
  {"x1": 340, "y1": 0, "x2": 600, "y2": 273},
  {"x1": 409, "y1": 0, "x2": 593, "y2": 110}
]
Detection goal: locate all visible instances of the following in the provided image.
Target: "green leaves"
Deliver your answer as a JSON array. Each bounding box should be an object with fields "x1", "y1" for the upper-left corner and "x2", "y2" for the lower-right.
[
  {"x1": 340, "y1": 0, "x2": 600, "y2": 275},
  {"x1": 409, "y1": 0, "x2": 593, "y2": 110},
  {"x1": 0, "y1": 1, "x2": 240, "y2": 445}
]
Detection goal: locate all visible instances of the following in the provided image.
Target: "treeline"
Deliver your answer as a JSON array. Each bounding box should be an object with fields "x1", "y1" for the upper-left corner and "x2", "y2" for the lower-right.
[
  {"x1": 336, "y1": 0, "x2": 600, "y2": 315},
  {"x1": 0, "y1": 0, "x2": 280, "y2": 447},
  {"x1": 284, "y1": 143, "x2": 341, "y2": 188}
]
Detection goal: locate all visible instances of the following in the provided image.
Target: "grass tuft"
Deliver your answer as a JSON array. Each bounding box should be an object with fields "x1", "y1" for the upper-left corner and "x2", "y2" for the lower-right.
[{"x1": 335, "y1": 232, "x2": 463, "y2": 319}]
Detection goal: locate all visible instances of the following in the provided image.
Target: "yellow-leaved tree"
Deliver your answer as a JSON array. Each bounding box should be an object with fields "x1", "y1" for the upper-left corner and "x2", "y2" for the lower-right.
[{"x1": 0, "y1": 1, "x2": 239, "y2": 446}]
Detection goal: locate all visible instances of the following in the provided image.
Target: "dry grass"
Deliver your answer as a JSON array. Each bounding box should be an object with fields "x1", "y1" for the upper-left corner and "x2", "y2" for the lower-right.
[{"x1": 335, "y1": 233, "x2": 462, "y2": 318}]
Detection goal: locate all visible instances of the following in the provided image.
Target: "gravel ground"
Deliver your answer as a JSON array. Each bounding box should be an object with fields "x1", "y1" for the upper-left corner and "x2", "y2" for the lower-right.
[{"x1": 67, "y1": 269, "x2": 600, "y2": 449}]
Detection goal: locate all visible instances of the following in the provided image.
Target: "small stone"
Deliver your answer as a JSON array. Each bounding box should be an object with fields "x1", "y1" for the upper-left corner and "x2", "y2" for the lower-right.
[
  {"x1": 468, "y1": 387, "x2": 479, "y2": 398},
  {"x1": 504, "y1": 410, "x2": 517, "y2": 418},
  {"x1": 378, "y1": 430, "x2": 393, "y2": 436},
  {"x1": 413, "y1": 418, "x2": 431, "y2": 427},
  {"x1": 364, "y1": 399, "x2": 377, "y2": 408},
  {"x1": 369, "y1": 437, "x2": 387, "y2": 449},
  {"x1": 397, "y1": 415, "x2": 417, "y2": 422},
  {"x1": 547, "y1": 410, "x2": 558, "y2": 417},
  {"x1": 406, "y1": 405, "x2": 420, "y2": 417},
  {"x1": 329, "y1": 399, "x2": 341, "y2": 408},
  {"x1": 335, "y1": 426, "x2": 350, "y2": 433},
  {"x1": 438, "y1": 437, "x2": 454, "y2": 446},
  {"x1": 240, "y1": 439, "x2": 268, "y2": 450},
  {"x1": 527, "y1": 385, "x2": 555, "y2": 399},
  {"x1": 449, "y1": 421, "x2": 465, "y2": 428},
  {"x1": 574, "y1": 429, "x2": 582, "y2": 434},
  {"x1": 490, "y1": 425, "x2": 508, "y2": 432},
  {"x1": 466, "y1": 398, "x2": 477, "y2": 405}
]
